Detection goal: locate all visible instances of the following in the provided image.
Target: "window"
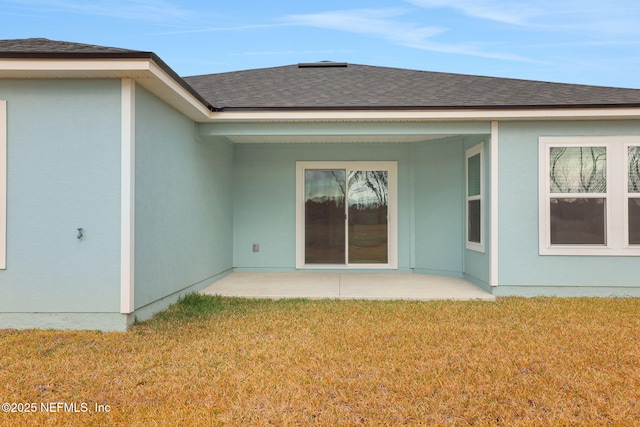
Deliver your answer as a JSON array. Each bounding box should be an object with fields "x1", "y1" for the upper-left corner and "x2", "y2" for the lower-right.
[
  {"x1": 627, "y1": 145, "x2": 640, "y2": 245},
  {"x1": 549, "y1": 146, "x2": 607, "y2": 245},
  {"x1": 539, "y1": 137, "x2": 640, "y2": 255},
  {"x1": 466, "y1": 143, "x2": 484, "y2": 252}
]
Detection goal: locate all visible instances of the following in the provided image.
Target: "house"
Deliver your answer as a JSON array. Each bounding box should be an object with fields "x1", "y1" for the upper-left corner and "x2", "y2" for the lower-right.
[{"x1": 1, "y1": 38, "x2": 640, "y2": 331}]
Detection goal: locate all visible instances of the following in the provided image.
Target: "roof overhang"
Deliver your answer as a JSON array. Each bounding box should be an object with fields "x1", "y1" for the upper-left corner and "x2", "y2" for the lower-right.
[
  {"x1": 0, "y1": 58, "x2": 213, "y2": 121},
  {"x1": 198, "y1": 117, "x2": 489, "y2": 144},
  {"x1": 202, "y1": 108, "x2": 640, "y2": 144},
  {"x1": 2, "y1": 57, "x2": 640, "y2": 124},
  {"x1": 208, "y1": 107, "x2": 640, "y2": 122}
]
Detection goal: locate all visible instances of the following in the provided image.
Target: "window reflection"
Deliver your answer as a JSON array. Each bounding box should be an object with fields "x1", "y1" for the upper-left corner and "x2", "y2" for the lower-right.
[{"x1": 304, "y1": 170, "x2": 345, "y2": 264}]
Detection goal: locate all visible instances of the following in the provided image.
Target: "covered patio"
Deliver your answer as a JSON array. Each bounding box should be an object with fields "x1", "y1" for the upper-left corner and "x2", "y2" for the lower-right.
[{"x1": 200, "y1": 272, "x2": 495, "y2": 301}]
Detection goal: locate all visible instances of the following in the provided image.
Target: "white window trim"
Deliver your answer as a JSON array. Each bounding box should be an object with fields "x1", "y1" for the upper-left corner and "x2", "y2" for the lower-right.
[
  {"x1": 466, "y1": 143, "x2": 485, "y2": 252},
  {"x1": 295, "y1": 161, "x2": 398, "y2": 270},
  {"x1": 0, "y1": 100, "x2": 6, "y2": 269},
  {"x1": 539, "y1": 136, "x2": 640, "y2": 256}
]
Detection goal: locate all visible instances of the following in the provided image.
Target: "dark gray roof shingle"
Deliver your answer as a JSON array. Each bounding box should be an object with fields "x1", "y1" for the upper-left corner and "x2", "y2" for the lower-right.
[
  {"x1": 3, "y1": 39, "x2": 640, "y2": 112},
  {"x1": 0, "y1": 38, "x2": 146, "y2": 56},
  {"x1": 184, "y1": 63, "x2": 640, "y2": 111},
  {"x1": 0, "y1": 38, "x2": 215, "y2": 111}
]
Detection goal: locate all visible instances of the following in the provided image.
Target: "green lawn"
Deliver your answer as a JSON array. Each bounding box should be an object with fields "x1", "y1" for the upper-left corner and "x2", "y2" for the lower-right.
[{"x1": 1, "y1": 295, "x2": 640, "y2": 426}]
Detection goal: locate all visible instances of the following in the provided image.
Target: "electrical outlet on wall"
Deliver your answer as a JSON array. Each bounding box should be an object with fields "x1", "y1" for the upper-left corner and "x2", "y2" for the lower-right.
[{"x1": 252, "y1": 244, "x2": 259, "y2": 252}]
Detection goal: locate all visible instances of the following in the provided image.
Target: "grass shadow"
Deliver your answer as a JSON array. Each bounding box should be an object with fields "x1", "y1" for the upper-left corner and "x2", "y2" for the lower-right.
[{"x1": 138, "y1": 293, "x2": 321, "y2": 328}]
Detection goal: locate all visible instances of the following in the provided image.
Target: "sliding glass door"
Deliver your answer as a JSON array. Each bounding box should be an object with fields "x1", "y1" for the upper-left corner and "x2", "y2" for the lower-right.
[
  {"x1": 297, "y1": 162, "x2": 397, "y2": 269},
  {"x1": 348, "y1": 170, "x2": 388, "y2": 264},
  {"x1": 304, "y1": 169, "x2": 346, "y2": 264}
]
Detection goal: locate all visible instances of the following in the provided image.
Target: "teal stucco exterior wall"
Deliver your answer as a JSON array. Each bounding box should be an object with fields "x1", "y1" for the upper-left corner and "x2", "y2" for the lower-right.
[
  {"x1": 232, "y1": 138, "x2": 477, "y2": 275},
  {"x1": 0, "y1": 79, "x2": 123, "y2": 329},
  {"x1": 134, "y1": 85, "x2": 233, "y2": 313},
  {"x1": 7, "y1": 75, "x2": 640, "y2": 331},
  {"x1": 412, "y1": 137, "x2": 465, "y2": 277},
  {"x1": 496, "y1": 120, "x2": 640, "y2": 296},
  {"x1": 233, "y1": 142, "x2": 413, "y2": 271}
]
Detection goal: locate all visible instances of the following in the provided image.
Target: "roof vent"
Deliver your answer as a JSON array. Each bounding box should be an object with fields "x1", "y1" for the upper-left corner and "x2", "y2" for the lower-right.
[{"x1": 298, "y1": 61, "x2": 348, "y2": 68}]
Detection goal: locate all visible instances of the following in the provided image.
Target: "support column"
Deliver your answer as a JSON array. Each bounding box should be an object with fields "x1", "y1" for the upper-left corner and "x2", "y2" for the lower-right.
[
  {"x1": 120, "y1": 78, "x2": 135, "y2": 313},
  {"x1": 490, "y1": 121, "x2": 499, "y2": 287}
]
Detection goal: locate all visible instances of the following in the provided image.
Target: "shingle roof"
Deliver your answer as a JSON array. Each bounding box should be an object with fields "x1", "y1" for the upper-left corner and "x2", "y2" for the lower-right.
[
  {"x1": 0, "y1": 38, "x2": 214, "y2": 111},
  {"x1": 184, "y1": 63, "x2": 640, "y2": 111},
  {"x1": 0, "y1": 38, "x2": 146, "y2": 56},
  {"x1": 3, "y1": 39, "x2": 640, "y2": 112}
]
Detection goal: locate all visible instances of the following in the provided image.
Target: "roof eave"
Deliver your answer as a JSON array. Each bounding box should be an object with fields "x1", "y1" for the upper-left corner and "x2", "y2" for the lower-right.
[
  {"x1": 207, "y1": 106, "x2": 640, "y2": 122},
  {"x1": 3, "y1": 50, "x2": 639, "y2": 122},
  {"x1": 213, "y1": 103, "x2": 640, "y2": 112},
  {"x1": 0, "y1": 54, "x2": 215, "y2": 120},
  {"x1": 0, "y1": 51, "x2": 156, "y2": 60}
]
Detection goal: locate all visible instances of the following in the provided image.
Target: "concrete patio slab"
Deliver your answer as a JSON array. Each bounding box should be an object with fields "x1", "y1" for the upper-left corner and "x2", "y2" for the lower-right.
[{"x1": 200, "y1": 272, "x2": 495, "y2": 301}]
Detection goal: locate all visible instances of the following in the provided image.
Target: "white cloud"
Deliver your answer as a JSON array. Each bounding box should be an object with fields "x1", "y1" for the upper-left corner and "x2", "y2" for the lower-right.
[
  {"x1": 405, "y1": 0, "x2": 539, "y2": 25},
  {"x1": 281, "y1": 8, "x2": 531, "y2": 61},
  {"x1": 282, "y1": 9, "x2": 445, "y2": 47},
  {"x1": 406, "y1": 0, "x2": 640, "y2": 36}
]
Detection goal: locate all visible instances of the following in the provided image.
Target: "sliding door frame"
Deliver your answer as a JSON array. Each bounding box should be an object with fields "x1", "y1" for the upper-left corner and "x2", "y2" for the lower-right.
[{"x1": 295, "y1": 161, "x2": 398, "y2": 269}]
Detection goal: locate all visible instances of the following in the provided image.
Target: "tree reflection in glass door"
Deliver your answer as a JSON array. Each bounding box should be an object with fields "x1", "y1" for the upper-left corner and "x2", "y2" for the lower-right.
[
  {"x1": 304, "y1": 170, "x2": 346, "y2": 264},
  {"x1": 348, "y1": 171, "x2": 388, "y2": 263},
  {"x1": 304, "y1": 169, "x2": 389, "y2": 265}
]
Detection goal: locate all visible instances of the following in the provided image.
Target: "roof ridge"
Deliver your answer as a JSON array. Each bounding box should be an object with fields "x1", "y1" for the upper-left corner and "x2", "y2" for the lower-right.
[{"x1": 189, "y1": 62, "x2": 640, "y2": 92}]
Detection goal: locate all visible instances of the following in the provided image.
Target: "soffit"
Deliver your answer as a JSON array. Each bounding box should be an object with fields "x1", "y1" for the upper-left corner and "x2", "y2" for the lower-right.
[{"x1": 225, "y1": 134, "x2": 453, "y2": 144}]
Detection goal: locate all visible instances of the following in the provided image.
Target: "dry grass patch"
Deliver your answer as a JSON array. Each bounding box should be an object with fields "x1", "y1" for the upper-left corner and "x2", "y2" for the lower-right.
[{"x1": 1, "y1": 295, "x2": 640, "y2": 426}]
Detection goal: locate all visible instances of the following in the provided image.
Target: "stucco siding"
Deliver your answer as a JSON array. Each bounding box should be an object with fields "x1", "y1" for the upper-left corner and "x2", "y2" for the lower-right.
[
  {"x1": 233, "y1": 139, "x2": 475, "y2": 274},
  {"x1": 134, "y1": 85, "x2": 233, "y2": 309},
  {"x1": 0, "y1": 79, "x2": 122, "y2": 314},
  {"x1": 413, "y1": 137, "x2": 465, "y2": 276},
  {"x1": 233, "y1": 143, "x2": 413, "y2": 270},
  {"x1": 497, "y1": 120, "x2": 640, "y2": 294}
]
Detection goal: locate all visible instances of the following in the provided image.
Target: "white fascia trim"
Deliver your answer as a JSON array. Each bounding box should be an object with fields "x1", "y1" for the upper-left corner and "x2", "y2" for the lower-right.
[
  {"x1": 0, "y1": 58, "x2": 152, "y2": 72},
  {"x1": 489, "y1": 121, "x2": 499, "y2": 287},
  {"x1": 120, "y1": 79, "x2": 135, "y2": 314},
  {"x1": 0, "y1": 58, "x2": 211, "y2": 121},
  {"x1": 146, "y1": 61, "x2": 212, "y2": 118},
  {"x1": 0, "y1": 100, "x2": 6, "y2": 269},
  {"x1": 208, "y1": 108, "x2": 640, "y2": 122}
]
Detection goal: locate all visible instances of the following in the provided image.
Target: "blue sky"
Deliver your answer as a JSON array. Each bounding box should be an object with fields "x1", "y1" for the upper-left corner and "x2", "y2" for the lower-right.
[{"x1": 2, "y1": 0, "x2": 640, "y2": 88}]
